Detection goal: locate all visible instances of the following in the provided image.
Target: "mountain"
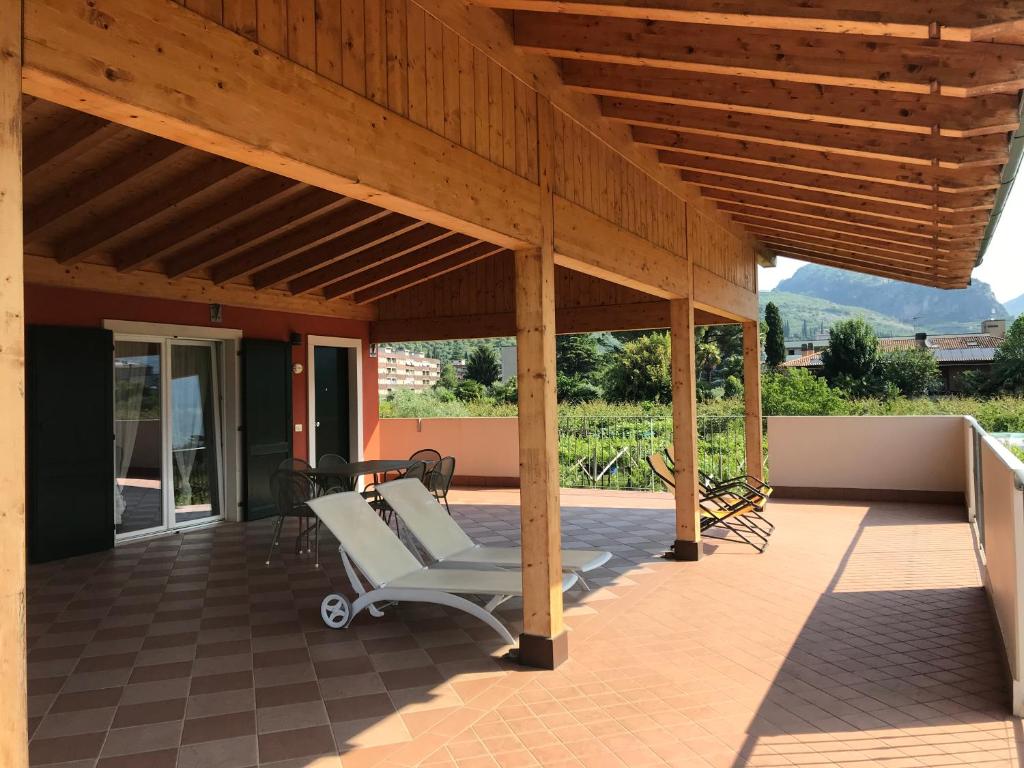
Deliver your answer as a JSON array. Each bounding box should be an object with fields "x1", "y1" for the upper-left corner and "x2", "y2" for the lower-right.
[
  {"x1": 759, "y1": 291, "x2": 915, "y2": 339},
  {"x1": 772, "y1": 264, "x2": 1009, "y2": 335},
  {"x1": 1006, "y1": 293, "x2": 1024, "y2": 318}
]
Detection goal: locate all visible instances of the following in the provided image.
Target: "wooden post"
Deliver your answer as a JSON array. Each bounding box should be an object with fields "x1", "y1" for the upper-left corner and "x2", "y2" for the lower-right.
[
  {"x1": 670, "y1": 298, "x2": 701, "y2": 561},
  {"x1": 514, "y1": 96, "x2": 565, "y2": 669},
  {"x1": 0, "y1": 1, "x2": 28, "y2": 766},
  {"x1": 742, "y1": 320, "x2": 764, "y2": 481}
]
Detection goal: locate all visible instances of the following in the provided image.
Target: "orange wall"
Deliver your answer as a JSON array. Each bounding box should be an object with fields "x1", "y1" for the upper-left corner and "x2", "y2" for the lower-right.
[
  {"x1": 378, "y1": 418, "x2": 520, "y2": 483},
  {"x1": 24, "y1": 285, "x2": 380, "y2": 460}
]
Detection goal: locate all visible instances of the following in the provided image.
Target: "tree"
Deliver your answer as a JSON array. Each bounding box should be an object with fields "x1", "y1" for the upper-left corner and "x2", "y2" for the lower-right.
[
  {"x1": 801, "y1": 319, "x2": 809, "y2": 338},
  {"x1": 465, "y1": 344, "x2": 500, "y2": 386},
  {"x1": 454, "y1": 379, "x2": 485, "y2": 401},
  {"x1": 764, "y1": 302, "x2": 786, "y2": 370},
  {"x1": 556, "y1": 334, "x2": 601, "y2": 380},
  {"x1": 821, "y1": 318, "x2": 879, "y2": 392},
  {"x1": 436, "y1": 362, "x2": 458, "y2": 391},
  {"x1": 557, "y1": 373, "x2": 602, "y2": 403},
  {"x1": 603, "y1": 332, "x2": 672, "y2": 403},
  {"x1": 877, "y1": 347, "x2": 939, "y2": 397},
  {"x1": 992, "y1": 315, "x2": 1024, "y2": 394},
  {"x1": 761, "y1": 369, "x2": 846, "y2": 416}
]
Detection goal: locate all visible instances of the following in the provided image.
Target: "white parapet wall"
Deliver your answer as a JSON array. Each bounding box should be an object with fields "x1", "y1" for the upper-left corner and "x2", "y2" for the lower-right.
[{"x1": 766, "y1": 415, "x2": 967, "y2": 503}]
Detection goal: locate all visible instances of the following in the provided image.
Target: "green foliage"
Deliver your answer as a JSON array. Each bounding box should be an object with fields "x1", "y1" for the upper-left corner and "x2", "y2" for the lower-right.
[
  {"x1": 557, "y1": 373, "x2": 602, "y2": 404},
  {"x1": 821, "y1": 318, "x2": 878, "y2": 393},
  {"x1": 556, "y1": 334, "x2": 601, "y2": 379},
  {"x1": 723, "y1": 375, "x2": 743, "y2": 398},
  {"x1": 877, "y1": 347, "x2": 939, "y2": 397},
  {"x1": 436, "y1": 363, "x2": 458, "y2": 391},
  {"x1": 489, "y1": 378, "x2": 518, "y2": 405},
  {"x1": 761, "y1": 369, "x2": 847, "y2": 416},
  {"x1": 991, "y1": 315, "x2": 1024, "y2": 395},
  {"x1": 465, "y1": 344, "x2": 501, "y2": 386},
  {"x1": 603, "y1": 332, "x2": 672, "y2": 403},
  {"x1": 383, "y1": 337, "x2": 512, "y2": 365},
  {"x1": 763, "y1": 301, "x2": 786, "y2": 369},
  {"x1": 760, "y1": 291, "x2": 914, "y2": 339},
  {"x1": 454, "y1": 378, "x2": 486, "y2": 401}
]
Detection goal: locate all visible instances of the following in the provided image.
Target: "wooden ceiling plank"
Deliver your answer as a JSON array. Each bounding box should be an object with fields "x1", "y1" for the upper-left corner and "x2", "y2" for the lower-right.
[
  {"x1": 116, "y1": 174, "x2": 305, "y2": 272},
  {"x1": 703, "y1": 189, "x2": 986, "y2": 238},
  {"x1": 636, "y1": 127, "x2": 1003, "y2": 188},
  {"x1": 353, "y1": 243, "x2": 508, "y2": 304},
  {"x1": 560, "y1": 61, "x2": 1021, "y2": 137},
  {"x1": 26, "y1": 139, "x2": 188, "y2": 238},
  {"x1": 250, "y1": 212, "x2": 421, "y2": 290},
  {"x1": 22, "y1": 112, "x2": 115, "y2": 175},
  {"x1": 320, "y1": 231, "x2": 477, "y2": 298},
  {"x1": 481, "y1": 1, "x2": 1024, "y2": 42},
  {"x1": 56, "y1": 156, "x2": 248, "y2": 265},
  {"x1": 291, "y1": 224, "x2": 457, "y2": 296},
  {"x1": 674, "y1": 160, "x2": 996, "y2": 208},
  {"x1": 512, "y1": 12, "x2": 1024, "y2": 95},
  {"x1": 604, "y1": 99, "x2": 1009, "y2": 166},
  {"x1": 209, "y1": 199, "x2": 384, "y2": 284},
  {"x1": 760, "y1": 239, "x2": 960, "y2": 278},
  {"x1": 163, "y1": 188, "x2": 347, "y2": 278},
  {"x1": 750, "y1": 228, "x2": 975, "y2": 267},
  {"x1": 767, "y1": 246, "x2": 964, "y2": 288}
]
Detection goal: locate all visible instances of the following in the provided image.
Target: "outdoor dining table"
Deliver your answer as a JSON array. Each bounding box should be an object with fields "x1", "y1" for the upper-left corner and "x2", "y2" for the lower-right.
[{"x1": 303, "y1": 458, "x2": 417, "y2": 492}]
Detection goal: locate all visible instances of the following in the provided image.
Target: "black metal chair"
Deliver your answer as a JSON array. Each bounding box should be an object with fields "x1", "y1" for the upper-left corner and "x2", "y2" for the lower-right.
[
  {"x1": 367, "y1": 460, "x2": 428, "y2": 532},
  {"x1": 266, "y1": 467, "x2": 318, "y2": 566},
  {"x1": 427, "y1": 456, "x2": 456, "y2": 514},
  {"x1": 316, "y1": 453, "x2": 351, "y2": 492}
]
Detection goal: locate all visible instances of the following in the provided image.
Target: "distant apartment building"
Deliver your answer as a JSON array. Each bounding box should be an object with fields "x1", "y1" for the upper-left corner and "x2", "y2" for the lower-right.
[{"x1": 377, "y1": 347, "x2": 441, "y2": 396}]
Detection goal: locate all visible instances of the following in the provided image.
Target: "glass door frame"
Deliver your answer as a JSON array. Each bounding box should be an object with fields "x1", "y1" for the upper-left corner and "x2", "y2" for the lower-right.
[
  {"x1": 113, "y1": 332, "x2": 228, "y2": 542},
  {"x1": 166, "y1": 338, "x2": 226, "y2": 532}
]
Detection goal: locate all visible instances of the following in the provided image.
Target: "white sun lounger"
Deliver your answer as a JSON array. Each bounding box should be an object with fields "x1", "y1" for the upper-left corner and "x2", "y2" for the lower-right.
[
  {"x1": 305, "y1": 491, "x2": 577, "y2": 644},
  {"x1": 376, "y1": 478, "x2": 612, "y2": 588}
]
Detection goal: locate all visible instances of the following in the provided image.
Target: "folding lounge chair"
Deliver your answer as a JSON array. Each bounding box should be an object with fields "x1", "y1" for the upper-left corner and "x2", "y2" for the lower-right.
[
  {"x1": 646, "y1": 454, "x2": 768, "y2": 553},
  {"x1": 305, "y1": 492, "x2": 577, "y2": 644},
  {"x1": 376, "y1": 478, "x2": 612, "y2": 589}
]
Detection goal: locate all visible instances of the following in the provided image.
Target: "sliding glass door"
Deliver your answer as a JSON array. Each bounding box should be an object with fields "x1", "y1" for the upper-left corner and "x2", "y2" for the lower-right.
[{"x1": 114, "y1": 335, "x2": 224, "y2": 540}]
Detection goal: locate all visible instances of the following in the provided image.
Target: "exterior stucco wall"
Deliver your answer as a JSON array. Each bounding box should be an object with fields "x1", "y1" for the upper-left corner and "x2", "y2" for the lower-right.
[{"x1": 377, "y1": 418, "x2": 520, "y2": 484}]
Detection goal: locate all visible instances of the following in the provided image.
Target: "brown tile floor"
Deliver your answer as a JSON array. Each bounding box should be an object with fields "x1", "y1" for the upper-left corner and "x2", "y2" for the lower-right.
[{"x1": 25, "y1": 489, "x2": 1018, "y2": 768}]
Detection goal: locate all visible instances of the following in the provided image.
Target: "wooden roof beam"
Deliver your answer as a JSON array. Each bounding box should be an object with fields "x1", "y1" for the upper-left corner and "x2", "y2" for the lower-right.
[
  {"x1": 764, "y1": 244, "x2": 966, "y2": 287},
  {"x1": 115, "y1": 174, "x2": 304, "y2": 272},
  {"x1": 23, "y1": 112, "x2": 117, "y2": 175},
  {"x1": 353, "y1": 244, "x2": 509, "y2": 304},
  {"x1": 480, "y1": 1, "x2": 1024, "y2": 43},
  {"x1": 635, "y1": 128, "x2": 1004, "y2": 188},
  {"x1": 163, "y1": 188, "x2": 348, "y2": 278},
  {"x1": 25, "y1": 138, "x2": 188, "y2": 239},
  {"x1": 320, "y1": 231, "x2": 476, "y2": 298},
  {"x1": 250, "y1": 213, "x2": 421, "y2": 290},
  {"x1": 604, "y1": 99, "x2": 1009, "y2": 166},
  {"x1": 560, "y1": 61, "x2": 1021, "y2": 137},
  {"x1": 291, "y1": 225, "x2": 456, "y2": 296},
  {"x1": 208, "y1": 199, "x2": 383, "y2": 284},
  {"x1": 56, "y1": 157, "x2": 248, "y2": 265},
  {"x1": 512, "y1": 12, "x2": 1024, "y2": 96},
  {"x1": 748, "y1": 228, "x2": 976, "y2": 267}
]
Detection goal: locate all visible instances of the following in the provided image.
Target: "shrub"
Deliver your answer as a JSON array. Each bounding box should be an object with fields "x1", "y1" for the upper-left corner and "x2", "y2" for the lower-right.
[
  {"x1": 876, "y1": 346, "x2": 939, "y2": 397},
  {"x1": 761, "y1": 369, "x2": 847, "y2": 416}
]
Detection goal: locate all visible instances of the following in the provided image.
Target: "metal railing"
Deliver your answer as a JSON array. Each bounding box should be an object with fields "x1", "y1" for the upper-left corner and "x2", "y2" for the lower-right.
[{"x1": 557, "y1": 414, "x2": 761, "y2": 491}]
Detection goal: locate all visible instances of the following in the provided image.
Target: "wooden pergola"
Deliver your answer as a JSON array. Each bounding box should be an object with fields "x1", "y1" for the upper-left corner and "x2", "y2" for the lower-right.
[{"x1": 0, "y1": 1, "x2": 1021, "y2": 764}]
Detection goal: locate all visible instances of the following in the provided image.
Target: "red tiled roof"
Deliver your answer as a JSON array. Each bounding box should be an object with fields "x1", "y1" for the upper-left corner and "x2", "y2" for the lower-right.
[{"x1": 783, "y1": 333, "x2": 1001, "y2": 368}]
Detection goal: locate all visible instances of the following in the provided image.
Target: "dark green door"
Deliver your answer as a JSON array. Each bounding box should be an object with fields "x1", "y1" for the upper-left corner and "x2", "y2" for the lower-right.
[
  {"x1": 313, "y1": 345, "x2": 352, "y2": 461},
  {"x1": 26, "y1": 325, "x2": 114, "y2": 563},
  {"x1": 242, "y1": 339, "x2": 292, "y2": 520}
]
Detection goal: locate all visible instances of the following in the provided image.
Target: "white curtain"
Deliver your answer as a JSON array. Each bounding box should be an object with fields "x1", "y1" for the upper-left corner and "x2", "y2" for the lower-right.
[
  {"x1": 114, "y1": 354, "x2": 149, "y2": 524},
  {"x1": 171, "y1": 346, "x2": 209, "y2": 507}
]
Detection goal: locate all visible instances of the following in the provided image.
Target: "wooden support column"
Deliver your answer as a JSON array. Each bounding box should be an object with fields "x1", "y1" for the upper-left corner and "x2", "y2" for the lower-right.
[
  {"x1": 514, "y1": 97, "x2": 565, "y2": 669},
  {"x1": 0, "y1": 1, "x2": 28, "y2": 766},
  {"x1": 742, "y1": 320, "x2": 764, "y2": 481},
  {"x1": 670, "y1": 297, "x2": 702, "y2": 561}
]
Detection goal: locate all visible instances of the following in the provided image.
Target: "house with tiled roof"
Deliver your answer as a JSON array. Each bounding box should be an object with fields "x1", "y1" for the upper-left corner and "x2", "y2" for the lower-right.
[{"x1": 783, "y1": 320, "x2": 1006, "y2": 393}]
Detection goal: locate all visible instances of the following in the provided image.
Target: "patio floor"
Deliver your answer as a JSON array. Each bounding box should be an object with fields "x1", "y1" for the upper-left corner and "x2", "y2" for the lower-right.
[{"x1": 24, "y1": 489, "x2": 1017, "y2": 768}]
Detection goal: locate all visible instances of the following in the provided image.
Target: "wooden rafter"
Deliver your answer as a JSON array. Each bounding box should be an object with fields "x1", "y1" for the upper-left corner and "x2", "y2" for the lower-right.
[
  {"x1": 603, "y1": 99, "x2": 1009, "y2": 167},
  {"x1": 208, "y1": 199, "x2": 383, "y2": 284},
  {"x1": 560, "y1": 62, "x2": 1021, "y2": 137},
  {"x1": 115, "y1": 174, "x2": 304, "y2": 272},
  {"x1": 56, "y1": 157, "x2": 248, "y2": 265},
  {"x1": 290, "y1": 224, "x2": 454, "y2": 295},
  {"x1": 764, "y1": 244, "x2": 964, "y2": 287},
  {"x1": 250, "y1": 212, "x2": 420, "y2": 290},
  {"x1": 22, "y1": 112, "x2": 116, "y2": 175},
  {"x1": 480, "y1": 1, "x2": 1024, "y2": 43},
  {"x1": 512, "y1": 12, "x2": 1024, "y2": 96},
  {"x1": 163, "y1": 188, "x2": 347, "y2": 278},
  {"x1": 25, "y1": 139, "x2": 187, "y2": 237},
  {"x1": 352, "y1": 244, "x2": 508, "y2": 304},
  {"x1": 321, "y1": 231, "x2": 477, "y2": 298}
]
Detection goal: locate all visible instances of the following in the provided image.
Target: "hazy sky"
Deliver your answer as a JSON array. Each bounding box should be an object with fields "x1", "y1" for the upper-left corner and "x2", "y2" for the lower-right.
[{"x1": 759, "y1": 175, "x2": 1024, "y2": 304}]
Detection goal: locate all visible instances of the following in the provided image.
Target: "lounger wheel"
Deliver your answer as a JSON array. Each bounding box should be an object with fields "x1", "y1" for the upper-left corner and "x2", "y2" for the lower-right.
[{"x1": 320, "y1": 594, "x2": 352, "y2": 629}]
